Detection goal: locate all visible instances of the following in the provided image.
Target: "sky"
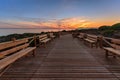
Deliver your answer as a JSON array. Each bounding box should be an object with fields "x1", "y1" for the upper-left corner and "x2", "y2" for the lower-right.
[{"x1": 0, "y1": 0, "x2": 120, "y2": 29}]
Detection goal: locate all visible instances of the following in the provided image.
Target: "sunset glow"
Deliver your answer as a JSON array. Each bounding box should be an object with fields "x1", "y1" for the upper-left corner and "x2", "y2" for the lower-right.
[{"x1": 0, "y1": 0, "x2": 120, "y2": 30}]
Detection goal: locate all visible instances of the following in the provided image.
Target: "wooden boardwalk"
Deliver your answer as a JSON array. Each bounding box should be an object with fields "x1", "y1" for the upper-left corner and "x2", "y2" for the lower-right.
[{"x1": 1, "y1": 34, "x2": 120, "y2": 80}]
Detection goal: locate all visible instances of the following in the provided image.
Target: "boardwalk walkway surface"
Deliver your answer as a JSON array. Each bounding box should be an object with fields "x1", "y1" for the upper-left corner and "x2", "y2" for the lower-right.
[{"x1": 1, "y1": 34, "x2": 120, "y2": 80}]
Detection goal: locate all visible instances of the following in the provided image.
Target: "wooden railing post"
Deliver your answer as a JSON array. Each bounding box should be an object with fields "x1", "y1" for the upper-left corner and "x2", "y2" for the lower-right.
[
  {"x1": 11, "y1": 37, "x2": 16, "y2": 41},
  {"x1": 98, "y1": 36, "x2": 103, "y2": 48},
  {"x1": 34, "y1": 35, "x2": 37, "y2": 47}
]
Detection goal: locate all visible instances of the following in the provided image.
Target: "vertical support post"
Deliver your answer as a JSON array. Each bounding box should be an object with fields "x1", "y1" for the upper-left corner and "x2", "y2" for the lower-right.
[
  {"x1": 11, "y1": 38, "x2": 16, "y2": 47},
  {"x1": 11, "y1": 37, "x2": 16, "y2": 41},
  {"x1": 96, "y1": 37, "x2": 99, "y2": 48},
  {"x1": 83, "y1": 33, "x2": 86, "y2": 44},
  {"x1": 90, "y1": 43, "x2": 93, "y2": 48},
  {"x1": 44, "y1": 43, "x2": 46, "y2": 48},
  {"x1": 98, "y1": 36, "x2": 103, "y2": 48},
  {"x1": 34, "y1": 35, "x2": 37, "y2": 47},
  {"x1": 113, "y1": 55, "x2": 116, "y2": 58},
  {"x1": 96, "y1": 42, "x2": 98, "y2": 48},
  {"x1": 105, "y1": 50, "x2": 109, "y2": 58},
  {"x1": 32, "y1": 50, "x2": 36, "y2": 57}
]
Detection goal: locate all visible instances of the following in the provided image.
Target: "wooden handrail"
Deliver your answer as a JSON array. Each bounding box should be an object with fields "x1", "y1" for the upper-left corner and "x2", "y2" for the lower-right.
[
  {"x1": 0, "y1": 34, "x2": 42, "y2": 47},
  {"x1": 102, "y1": 38, "x2": 114, "y2": 48},
  {"x1": 78, "y1": 33, "x2": 120, "y2": 48},
  {"x1": 29, "y1": 38, "x2": 34, "y2": 44}
]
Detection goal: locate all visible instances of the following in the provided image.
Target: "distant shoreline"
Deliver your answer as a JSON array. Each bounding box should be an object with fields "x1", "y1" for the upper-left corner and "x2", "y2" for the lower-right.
[{"x1": 0, "y1": 28, "x2": 60, "y2": 36}]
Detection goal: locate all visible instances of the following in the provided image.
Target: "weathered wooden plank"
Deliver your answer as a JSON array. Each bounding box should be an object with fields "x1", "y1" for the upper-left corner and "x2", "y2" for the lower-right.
[
  {"x1": 84, "y1": 39, "x2": 96, "y2": 43},
  {"x1": 39, "y1": 36, "x2": 48, "y2": 41},
  {"x1": 49, "y1": 33, "x2": 55, "y2": 39},
  {"x1": 0, "y1": 38, "x2": 28, "y2": 50},
  {"x1": 0, "y1": 47, "x2": 36, "y2": 70},
  {"x1": 103, "y1": 47, "x2": 120, "y2": 56},
  {"x1": 32, "y1": 73, "x2": 116, "y2": 78},
  {"x1": 0, "y1": 44, "x2": 29, "y2": 58},
  {"x1": 39, "y1": 34, "x2": 48, "y2": 38},
  {"x1": 104, "y1": 37, "x2": 120, "y2": 47},
  {"x1": 30, "y1": 78, "x2": 119, "y2": 80}
]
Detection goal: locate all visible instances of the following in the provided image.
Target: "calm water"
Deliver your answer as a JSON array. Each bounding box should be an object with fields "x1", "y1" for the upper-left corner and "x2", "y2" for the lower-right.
[{"x1": 0, "y1": 28, "x2": 59, "y2": 36}]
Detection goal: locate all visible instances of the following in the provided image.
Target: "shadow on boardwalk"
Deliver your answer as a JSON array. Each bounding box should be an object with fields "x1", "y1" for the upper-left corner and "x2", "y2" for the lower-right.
[{"x1": 1, "y1": 34, "x2": 120, "y2": 80}]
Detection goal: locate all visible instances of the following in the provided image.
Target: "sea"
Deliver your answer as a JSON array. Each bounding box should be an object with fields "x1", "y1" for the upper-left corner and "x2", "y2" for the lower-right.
[{"x1": 0, "y1": 28, "x2": 59, "y2": 36}]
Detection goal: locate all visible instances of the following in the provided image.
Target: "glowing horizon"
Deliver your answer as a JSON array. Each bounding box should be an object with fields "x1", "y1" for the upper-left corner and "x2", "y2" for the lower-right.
[
  {"x1": 0, "y1": 17, "x2": 118, "y2": 29},
  {"x1": 0, "y1": 0, "x2": 120, "y2": 30}
]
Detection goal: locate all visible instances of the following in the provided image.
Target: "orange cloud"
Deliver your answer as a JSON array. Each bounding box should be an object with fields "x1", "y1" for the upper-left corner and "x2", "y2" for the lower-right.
[
  {"x1": 0, "y1": 17, "x2": 118, "y2": 29},
  {"x1": 24, "y1": 17, "x2": 92, "y2": 29},
  {"x1": 86, "y1": 20, "x2": 118, "y2": 28},
  {"x1": 57, "y1": 17, "x2": 92, "y2": 29}
]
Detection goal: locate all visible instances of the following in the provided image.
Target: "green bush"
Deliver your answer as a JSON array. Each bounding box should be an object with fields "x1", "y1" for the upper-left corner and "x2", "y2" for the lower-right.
[
  {"x1": 111, "y1": 23, "x2": 120, "y2": 30},
  {"x1": 98, "y1": 25, "x2": 110, "y2": 31},
  {"x1": 102, "y1": 30, "x2": 114, "y2": 37}
]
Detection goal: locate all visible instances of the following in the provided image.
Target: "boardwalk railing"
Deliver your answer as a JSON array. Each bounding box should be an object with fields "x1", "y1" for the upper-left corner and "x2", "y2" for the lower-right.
[
  {"x1": 77, "y1": 33, "x2": 120, "y2": 48},
  {"x1": 0, "y1": 37, "x2": 36, "y2": 76},
  {"x1": 102, "y1": 37, "x2": 120, "y2": 58},
  {"x1": 0, "y1": 33, "x2": 56, "y2": 75},
  {"x1": 77, "y1": 33, "x2": 120, "y2": 58}
]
